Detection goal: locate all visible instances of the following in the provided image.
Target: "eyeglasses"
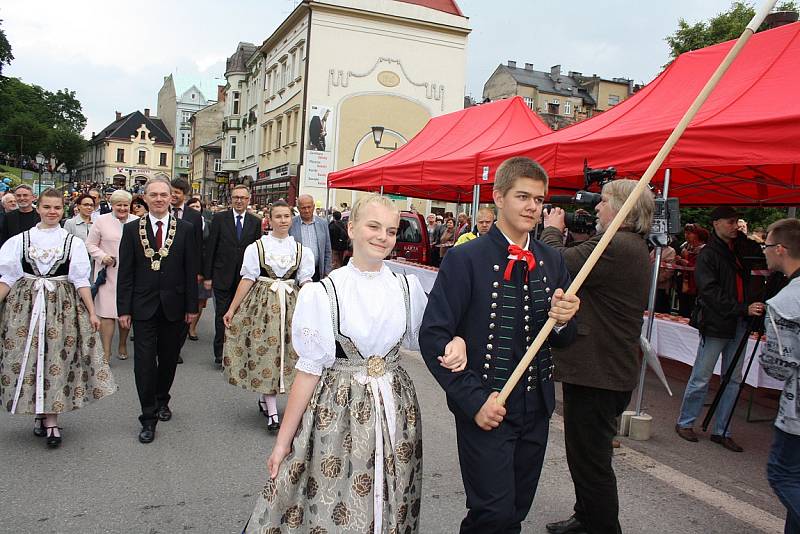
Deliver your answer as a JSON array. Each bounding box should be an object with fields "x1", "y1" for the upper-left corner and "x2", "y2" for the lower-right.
[
  {"x1": 760, "y1": 242, "x2": 781, "y2": 251},
  {"x1": 231, "y1": 196, "x2": 249, "y2": 201}
]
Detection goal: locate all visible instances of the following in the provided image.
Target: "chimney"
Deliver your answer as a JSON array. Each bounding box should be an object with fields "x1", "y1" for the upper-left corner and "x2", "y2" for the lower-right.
[
  {"x1": 550, "y1": 65, "x2": 561, "y2": 77},
  {"x1": 115, "y1": 111, "x2": 121, "y2": 120},
  {"x1": 144, "y1": 108, "x2": 150, "y2": 117},
  {"x1": 507, "y1": 60, "x2": 517, "y2": 69},
  {"x1": 91, "y1": 131, "x2": 95, "y2": 138},
  {"x1": 569, "y1": 71, "x2": 582, "y2": 79},
  {"x1": 524, "y1": 63, "x2": 534, "y2": 71}
]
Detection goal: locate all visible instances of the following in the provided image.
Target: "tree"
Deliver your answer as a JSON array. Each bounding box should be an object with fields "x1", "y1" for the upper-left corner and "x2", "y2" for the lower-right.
[
  {"x1": 666, "y1": 1, "x2": 799, "y2": 59},
  {"x1": 0, "y1": 20, "x2": 12, "y2": 76},
  {"x1": 45, "y1": 88, "x2": 87, "y2": 133},
  {"x1": 46, "y1": 127, "x2": 86, "y2": 170}
]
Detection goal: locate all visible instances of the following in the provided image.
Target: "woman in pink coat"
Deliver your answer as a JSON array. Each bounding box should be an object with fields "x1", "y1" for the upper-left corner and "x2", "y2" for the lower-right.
[{"x1": 85, "y1": 190, "x2": 138, "y2": 363}]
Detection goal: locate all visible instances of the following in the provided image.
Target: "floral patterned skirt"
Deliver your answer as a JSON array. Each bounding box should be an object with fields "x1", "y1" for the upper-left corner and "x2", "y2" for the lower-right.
[
  {"x1": 223, "y1": 281, "x2": 299, "y2": 395},
  {"x1": 244, "y1": 365, "x2": 423, "y2": 534},
  {"x1": 0, "y1": 278, "x2": 117, "y2": 414}
]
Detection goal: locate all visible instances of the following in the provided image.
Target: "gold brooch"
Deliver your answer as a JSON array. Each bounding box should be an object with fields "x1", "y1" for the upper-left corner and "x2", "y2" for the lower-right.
[{"x1": 366, "y1": 356, "x2": 386, "y2": 378}]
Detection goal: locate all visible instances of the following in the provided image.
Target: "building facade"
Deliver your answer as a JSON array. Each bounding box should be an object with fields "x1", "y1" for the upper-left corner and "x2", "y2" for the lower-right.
[
  {"x1": 190, "y1": 98, "x2": 225, "y2": 201},
  {"x1": 483, "y1": 61, "x2": 633, "y2": 129},
  {"x1": 77, "y1": 110, "x2": 173, "y2": 189},
  {"x1": 157, "y1": 74, "x2": 212, "y2": 179},
  {"x1": 220, "y1": 0, "x2": 470, "y2": 212}
]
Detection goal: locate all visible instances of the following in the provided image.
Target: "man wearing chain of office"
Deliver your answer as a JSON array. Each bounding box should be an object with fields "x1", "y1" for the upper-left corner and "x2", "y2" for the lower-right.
[{"x1": 420, "y1": 156, "x2": 580, "y2": 532}]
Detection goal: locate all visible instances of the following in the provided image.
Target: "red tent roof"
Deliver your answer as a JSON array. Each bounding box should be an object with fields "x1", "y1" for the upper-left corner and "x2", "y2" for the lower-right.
[
  {"x1": 327, "y1": 96, "x2": 552, "y2": 202},
  {"x1": 479, "y1": 22, "x2": 800, "y2": 206},
  {"x1": 395, "y1": 0, "x2": 464, "y2": 17}
]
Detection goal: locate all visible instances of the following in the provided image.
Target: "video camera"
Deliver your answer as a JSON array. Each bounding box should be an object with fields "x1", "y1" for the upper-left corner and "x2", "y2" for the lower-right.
[{"x1": 542, "y1": 162, "x2": 614, "y2": 234}]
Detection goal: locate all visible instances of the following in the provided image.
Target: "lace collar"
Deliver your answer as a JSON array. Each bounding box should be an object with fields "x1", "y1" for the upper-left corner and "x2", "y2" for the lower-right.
[{"x1": 346, "y1": 260, "x2": 386, "y2": 279}]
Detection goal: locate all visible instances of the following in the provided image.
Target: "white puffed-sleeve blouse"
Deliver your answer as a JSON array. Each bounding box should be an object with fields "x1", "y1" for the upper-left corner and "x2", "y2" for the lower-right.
[
  {"x1": 239, "y1": 233, "x2": 315, "y2": 284},
  {"x1": 0, "y1": 225, "x2": 91, "y2": 289},
  {"x1": 291, "y1": 261, "x2": 427, "y2": 376}
]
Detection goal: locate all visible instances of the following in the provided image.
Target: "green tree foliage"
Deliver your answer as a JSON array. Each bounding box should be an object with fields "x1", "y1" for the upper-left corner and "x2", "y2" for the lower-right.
[
  {"x1": 666, "y1": 1, "x2": 799, "y2": 58},
  {"x1": 0, "y1": 20, "x2": 12, "y2": 75},
  {"x1": 0, "y1": 79, "x2": 87, "y2": 170},
  {"x1": 679, "y1": 206, "x2": 789, "y2": 238}
]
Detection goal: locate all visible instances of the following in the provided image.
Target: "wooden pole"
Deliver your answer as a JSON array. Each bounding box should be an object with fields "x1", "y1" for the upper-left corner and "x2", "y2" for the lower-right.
[{"x1": 497, "y1": 0, "x2": 778, "y2": 405}]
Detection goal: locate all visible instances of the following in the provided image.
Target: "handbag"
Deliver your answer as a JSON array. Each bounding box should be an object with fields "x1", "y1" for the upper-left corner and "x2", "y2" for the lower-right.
[{"x1": 91, "y1": 266, "x2": 108, "y2": 299}]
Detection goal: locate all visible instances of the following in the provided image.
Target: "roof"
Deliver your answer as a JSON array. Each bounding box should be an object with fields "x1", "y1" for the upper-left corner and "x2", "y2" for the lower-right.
[
  {"x1": 225, "y1": 42, "x2": 258, "y2": 76},
  {"x1": 327, "y1": 96, "x2": 552, "y2": 201},
  {"x1": 92, "y1": 111, "x2": 174, "y2": 145},
  {"x1": 395, "y1": 0, "x2": 463, "y2": 16},
  {"x1": 480, "y1": 22, "x2": 800, "y2": 206},
  {"x1": 497, "y1": 64, "x2": 596, "y2": 105}
]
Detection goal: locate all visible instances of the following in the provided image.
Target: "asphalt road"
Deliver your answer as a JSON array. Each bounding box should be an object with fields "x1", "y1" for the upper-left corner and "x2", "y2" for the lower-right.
[{"x1": 0, "y1": 311, "x2": 788, "y2": 533}]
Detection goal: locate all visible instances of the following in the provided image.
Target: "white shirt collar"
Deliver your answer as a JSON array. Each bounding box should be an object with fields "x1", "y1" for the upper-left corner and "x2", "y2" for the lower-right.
[
  {"x1": 497, "y1": 227, "x2": 531, "y2": 253},
  {"x1": 148, "y1": 212, "x2": 170, "y2": 227},
  {"x1": 232, "y1": 209, "x2": 246, "y2": 220}
]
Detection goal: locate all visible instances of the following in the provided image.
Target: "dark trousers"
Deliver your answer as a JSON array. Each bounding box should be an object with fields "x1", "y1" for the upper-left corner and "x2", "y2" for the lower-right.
[
  {"x1": 212, "y1": 285, "x2": 235, "y2": 361},
  {"x1": 455, "y1": 407, "x2": 549, "y2": 533},
  {"x1": 767, "y1": 427, "x2": 800, "y2": 534},
  {"x1": 562, "y1": 383, "x2": 632, "y2": 534},
  {"x1": 133, "y1": 305, "x2": 183, "y2": 425}
]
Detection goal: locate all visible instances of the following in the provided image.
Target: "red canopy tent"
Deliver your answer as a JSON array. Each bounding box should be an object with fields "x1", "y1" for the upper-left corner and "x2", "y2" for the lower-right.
[
  {"x1": 479, "y1": 22, "x2": 800, "y2": 206},
  {"x1": 327, "y1": 96, "x2": 552, "y2": 202}
]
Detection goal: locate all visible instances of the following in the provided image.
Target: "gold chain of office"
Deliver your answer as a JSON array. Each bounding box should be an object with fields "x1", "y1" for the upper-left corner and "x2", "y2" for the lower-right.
[{"x1": 138, "y1": 216, "x2": 176, "y2": 271}]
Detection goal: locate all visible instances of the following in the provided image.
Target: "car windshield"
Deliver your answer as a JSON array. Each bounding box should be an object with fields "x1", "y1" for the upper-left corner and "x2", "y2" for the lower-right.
[{"x1": 398, "y1": 215, "x2": 422, "y2": 243}]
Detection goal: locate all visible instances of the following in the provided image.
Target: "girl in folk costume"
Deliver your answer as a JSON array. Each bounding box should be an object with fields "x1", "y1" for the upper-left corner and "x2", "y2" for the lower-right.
[
  {"x1": 0, "y1": 189, "x2": 116, "y2": 448},
  {"x1": 243, "y1": 194, "x2": 466, "y2": 534},
  {"x1": 223, "y1": 200, "x2": 315, "y2": 431}
]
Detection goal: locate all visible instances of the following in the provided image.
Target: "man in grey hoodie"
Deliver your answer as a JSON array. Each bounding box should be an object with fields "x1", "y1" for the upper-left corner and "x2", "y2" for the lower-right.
[{"x1": 759, "y1": 217, "x2": 800, "y2": 534}]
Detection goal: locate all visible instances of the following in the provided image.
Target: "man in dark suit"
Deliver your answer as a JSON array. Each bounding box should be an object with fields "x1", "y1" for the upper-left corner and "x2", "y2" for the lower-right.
[
  {"x1": 169, "y1": 177, "x2": 204, "y2": 363},
  {"x1": 118, "y1": 176, "x2": 198, "y2": 444},
  {"x1": 203, "y1": 184, "x2": 261, "y2": 368},
  {"x1": 420, "y1": 157, "x2": 579, "y2": 533},
  {"x1": 289, "y1": 194, "x2": 331, "y2": 281},
  {"x1": 0, "y1": 184, "x2": 40, "y2": 246}
]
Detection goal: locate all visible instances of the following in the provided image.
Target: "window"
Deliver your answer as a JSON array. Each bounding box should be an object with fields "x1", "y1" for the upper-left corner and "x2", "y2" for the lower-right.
[
  {"x1": 138, "y1": 150, "x2": 146, "y2": 164},
  {"x1": 608, "y1": 94, "x2": 620, "y2": 106},
  {"x1": 116, "y1": 148, "x2": 124, "y2": 162},
  {"x1": 229, "y1": 136, "x2": 237, "y2": 159},
  {"x1": 547, "y1": 99, "x2": 560, "y2": 114},
  {"x1": 179, "y1": 155, "x2": 190, "y2": 168},
  {"x1": 523, "y1": 97, "x2": 534, "y2": 109},
  {"x1": 279, "y1": 59, "x2": 288, "y2": 90},
  {"x1": 563, "y1": 101, "x2": 572, "y2": 115},
  {"x1": 275, "y1": 119, "x2": 282, "y2": 149},
  {"x1": 295, "y1": 44, "x2": 304, "y2": 78},
  {"x1": 182, "y1": 111, "x2": 192, "y2": 124},
  {"x1": 232, "y1": 91, "x2": 240, "y2": 115},
  {"x1": 160, "y1": 152, "x2": 167, "y2": 166},
  {"x1": 214, "y1": 158, "x2": 222, "y2": 172},
  {"x1": 140, "y1": 131, "x2": 146, "y2": 140}
]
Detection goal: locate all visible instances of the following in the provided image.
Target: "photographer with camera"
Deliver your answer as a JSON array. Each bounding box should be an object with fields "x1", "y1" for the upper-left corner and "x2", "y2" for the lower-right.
[
  {"x1": 541, "y1": 179, "x2": 654, "y2": 534},
  {"x1": 675, "y1": 206, "x2": 765, "y2": 453}
]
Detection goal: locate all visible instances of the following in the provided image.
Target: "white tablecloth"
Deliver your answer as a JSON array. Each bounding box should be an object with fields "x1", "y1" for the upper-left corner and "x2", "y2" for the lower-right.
[
  {"x1": 384, "y1": 260, "x2": 439, "y2": 294},
  {"x1": 643, "y1": 316, "x2": 782, "y2": 390}
]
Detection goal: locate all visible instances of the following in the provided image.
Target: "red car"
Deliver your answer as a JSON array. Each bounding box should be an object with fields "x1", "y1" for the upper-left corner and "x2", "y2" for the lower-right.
[{"x1": 342, "y1": 210, "x2": 432, "y2": 265}]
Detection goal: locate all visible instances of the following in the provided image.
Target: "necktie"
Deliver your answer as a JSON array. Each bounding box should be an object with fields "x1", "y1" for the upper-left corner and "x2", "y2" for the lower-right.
[
  {"x1": 155, "y1": 221, "x2": 163, "y2": 250},
  {"x1": 504, "y1": 244, "x2": 536, "y2": 281},
  {"x1": 173, "y1": 206, "x2": 181, "y2": 219},
  {"x1": 236, "y1": 214, "x2": 243, "y2": 240}
]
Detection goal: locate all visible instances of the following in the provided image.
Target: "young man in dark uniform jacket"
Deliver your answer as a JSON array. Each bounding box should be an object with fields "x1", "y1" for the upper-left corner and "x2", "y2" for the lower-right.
[
  {"x1": 420, "y1": 157, "x2": 580, "y2": 533},
  {"x1": 117, "y1": 177, "x2": 198, "y2": 444}
]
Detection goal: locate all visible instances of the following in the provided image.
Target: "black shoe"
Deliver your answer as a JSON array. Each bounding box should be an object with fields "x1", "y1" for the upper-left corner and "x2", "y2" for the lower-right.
[
  {"x1": 138, "y1": 425, "x2": 155, "y2": 444},
  {"x1": 156, "y1": 405, "x2": 172, "y2": 422},
  {"x1": 188, "y1": 334, "x2": 199, "y2": 341},
  {"x1": 177, "y1": 355, "x2": 184, "y2": 364},
  {"x1": 546, "y1": 515, "x2": 587, "y2": 534},
  {"x1": 214, "y1": 358, "x2": 223, "y2": 370},
  {"x1": 34, "y1": 416, "x2": 46, "y2": 438},
  {"x1": 45, "y1": 426, "x2": 62, "y2": 449},
  {"x1": 710, "y1": 434, "x2": 744, "y2": 452},
  {"x1": 267, "y1": 414, "x2": 280, "y2": 433}
]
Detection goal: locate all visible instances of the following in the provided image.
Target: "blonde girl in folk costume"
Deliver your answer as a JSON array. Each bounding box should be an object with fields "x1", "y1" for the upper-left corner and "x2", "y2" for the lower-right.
[
  {"x1": 223, "y1": 200, "x2": 315, "y2": 431},
  {"x1": 243, "y1": 194, "x2": 466, "y2": 534},
  {"x1": 0, "y1": 188, "x2": 116, "y2": 448}
]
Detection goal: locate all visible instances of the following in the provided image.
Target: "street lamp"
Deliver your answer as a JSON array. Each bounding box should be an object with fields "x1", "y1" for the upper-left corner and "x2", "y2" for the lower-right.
[
  {"x1": 35, "y1": 152, "x2": 46, "y2": 195},
  {"x1": 371, "y1": 126, "x2": 398, "y2": 151}
]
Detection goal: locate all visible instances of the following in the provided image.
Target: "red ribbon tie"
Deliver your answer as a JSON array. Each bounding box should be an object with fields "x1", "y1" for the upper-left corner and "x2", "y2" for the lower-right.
[{"x1": 504, "y1": 244, "x2": 536, "y2": 281}]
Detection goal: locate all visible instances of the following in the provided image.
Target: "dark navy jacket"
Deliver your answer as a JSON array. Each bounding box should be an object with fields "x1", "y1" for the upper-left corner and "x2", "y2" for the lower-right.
[{"x1": 420, "y1": 224, "x2": 576, "y2": 420}]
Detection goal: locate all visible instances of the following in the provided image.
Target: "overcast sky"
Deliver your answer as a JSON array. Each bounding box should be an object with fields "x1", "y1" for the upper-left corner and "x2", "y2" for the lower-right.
[{"x1": 3, "y1": 0, "x2": 736, "y2": 138}]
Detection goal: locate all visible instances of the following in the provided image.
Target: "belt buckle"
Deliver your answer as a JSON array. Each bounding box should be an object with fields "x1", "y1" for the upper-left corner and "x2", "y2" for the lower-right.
[{"x1": 366, "y1": 356, "x2": 386, "y2": 378}]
